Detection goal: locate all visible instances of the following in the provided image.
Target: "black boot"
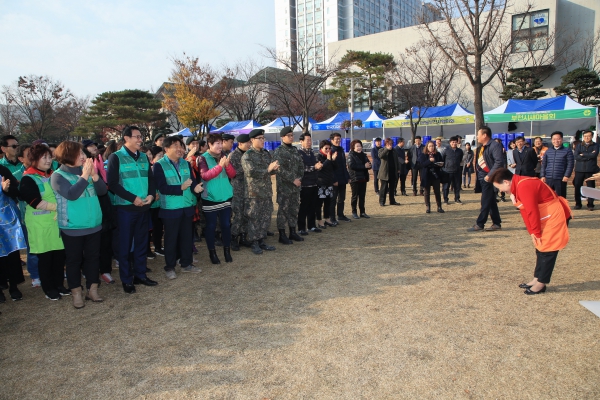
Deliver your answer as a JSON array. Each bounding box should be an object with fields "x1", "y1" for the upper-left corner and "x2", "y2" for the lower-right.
[
  {"x1": 288, "y1": 227, "x2": 304, "y2": 241},
  {"x1": 240, "y1": 233, "x2": 252, "y2": 248},
  {"x1": 209, "y1": 249, "x2": 221, "y2": 264},
  {"x1": 251, "y1": 240, "x2": 263, "y2": 255},
  {"x1": 230, "y1": 235, "x2": 240, "y2": 251},
  {"x1": 278, "y1": 229, "x2": 293, "y2": 245},
  {"x1": 258, "y1": 238, "x2": 276, "y2": 251},
  {"x1": 425, "y1": 198, "x2": 431, "y2": 214},
  {"x1": 223, "y1": 247, "x2": 233, "y2": 263}
]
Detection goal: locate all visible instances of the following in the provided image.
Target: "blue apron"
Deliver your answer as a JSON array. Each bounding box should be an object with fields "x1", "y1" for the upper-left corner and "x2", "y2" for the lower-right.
[{"x1": 0, "y1": 174, "x2": 27, "y2": 257}]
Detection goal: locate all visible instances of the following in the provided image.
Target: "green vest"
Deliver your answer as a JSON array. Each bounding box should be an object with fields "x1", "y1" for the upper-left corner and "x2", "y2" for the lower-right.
[
  {"x1": 23, "y1": 174, "x2": 64, "y2": 253},
  {"x1": 111, "y1": 147, "x2": 149, "y2": 206},
  {"x1": 54, "y1": 169, "x2": 102, "y2": 230},
  {"x1": 0, "y1": 158, "x2": 24, "y2": 181},
  {"x1": 157, "y1": 157, "x2": 197, "y2": 209},
  {"x1": 201, "y1": 151, "x2": 233, "y2": 203},
  {"x1": 51, "y1": 160, "x2": 59, "y2": 171}
]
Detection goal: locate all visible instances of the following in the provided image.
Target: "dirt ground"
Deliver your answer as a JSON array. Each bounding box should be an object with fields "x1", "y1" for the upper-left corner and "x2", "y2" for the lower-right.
[{"x1": 1, "y1": 183, "x2": 599, "y2": 399}]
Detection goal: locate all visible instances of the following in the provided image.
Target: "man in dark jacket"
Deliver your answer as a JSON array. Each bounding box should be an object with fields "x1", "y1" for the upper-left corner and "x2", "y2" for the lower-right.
[
  {"x1": 370, "y1": 137, "x2": 382, "y2": 194},
  {"x1": 541, "y1": 131, "x2": 574, "y2": 199},
  {"x1": 442, "y1": 136, "x2": 464, "y2": 204},
  {"x1": 393, "y1": 138, "x2": 408, "y2": 196},
  {"x1": 408, "y1": 136, "x2": 424, "y2": 196},
  {"x1": 297, "y1": 133, "x2": 323, "y2": 234},
  {"x1": 468, "y1": 126, "x2": 505, "y2": 232},
  {"x1": 512, "y1": 136, "x2": 538, "y2": 177},
  {"x1": 329, "y1": 132, "x2": 351, "y2": 222},
  {"x1": 573, "y1": 130, "x2": 598, "y2": 210},
  {"x1": 378, "y1": 138, "x2": 400, "y2": 206}
]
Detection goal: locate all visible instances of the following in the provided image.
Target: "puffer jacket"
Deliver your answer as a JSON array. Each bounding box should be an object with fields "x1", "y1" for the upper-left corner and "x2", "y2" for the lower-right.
[
  {"x1": 347, "y1": 151, "x2": 371, "y2": 183},
  {"x1": 541, "y1": 146, "x2": 574, "y2": 180}
]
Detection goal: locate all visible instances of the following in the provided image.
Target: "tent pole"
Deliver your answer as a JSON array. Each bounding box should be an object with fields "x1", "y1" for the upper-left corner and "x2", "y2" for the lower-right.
[{"x1": 530, "y1": 120, "x2": 533, "y2": 138}]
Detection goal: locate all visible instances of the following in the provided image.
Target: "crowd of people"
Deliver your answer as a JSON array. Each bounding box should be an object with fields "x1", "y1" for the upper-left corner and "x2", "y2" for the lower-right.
[{"x1": 0, "y1": 125, "x2": 595, "y2": 308}]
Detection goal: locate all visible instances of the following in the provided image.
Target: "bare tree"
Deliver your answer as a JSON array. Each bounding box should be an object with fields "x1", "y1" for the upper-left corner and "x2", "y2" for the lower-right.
[
  {"x1": 578, "y1": 28, "x2": 600, "y2": 73},
  {"x1": 2, "y1": 75, "x2": 74, "y2": 140},
  {"x1": 221, "y1": 58, "x2": 271, "y2": 121},
  {"x1": 0, "y1": 90, "x2": 23, "y2": 136},
  {"x1": 390, "y1": 40, "x2": 458, "y2": 141},
  {"x1": 54, "y1": 95, "x2": 90, "y2": 140},
  {"x1": 421, "y1": 0, "x2": 533, "y2": 128},
  {"x1": 262, "y1": 44, "x2": 340, "y2": 133}
]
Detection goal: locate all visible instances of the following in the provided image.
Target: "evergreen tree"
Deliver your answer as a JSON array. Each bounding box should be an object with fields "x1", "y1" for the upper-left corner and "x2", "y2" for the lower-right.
[
  {"x1": 499, "y1": 69, "x2": 548, "y2": 101},
  {"x1": 554, "y1": 67, "x2": 600, "y2": 105}
]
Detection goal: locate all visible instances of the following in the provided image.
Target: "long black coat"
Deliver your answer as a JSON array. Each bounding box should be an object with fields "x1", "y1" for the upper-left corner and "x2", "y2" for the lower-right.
[
  {"x1": 347, "y1": 151, "x2": 371, "y2": 183},
  {"x1": 418, "y1": 151, "x2": 443, "y2": 187},
  {"x1": 377, "y1": 147, "x2": 399, "y2": 181}
]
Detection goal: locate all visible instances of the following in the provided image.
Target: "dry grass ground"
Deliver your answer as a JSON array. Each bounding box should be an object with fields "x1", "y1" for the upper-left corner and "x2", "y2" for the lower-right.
[{"x1": 1, "y1": 184, "x2": 599, "y2": 399}]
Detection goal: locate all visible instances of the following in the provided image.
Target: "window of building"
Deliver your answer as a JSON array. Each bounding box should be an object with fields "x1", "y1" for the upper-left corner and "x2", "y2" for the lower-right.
[{"x1": 512, "y1": 9, "x2": 549, "y2": 53}]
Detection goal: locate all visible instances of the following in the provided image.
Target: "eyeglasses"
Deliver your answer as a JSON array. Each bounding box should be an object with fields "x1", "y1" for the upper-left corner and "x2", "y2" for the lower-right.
[
  {"x1": 5, "y1": 145, "x2": 18, "y2": 149},
  {"x1": 253, "y1": 137, "x2": 265, "y2": 141},
  {"x1": 130, "y1": 135, "x2": 143, "y2": 140},
  {"x1": 323, "y1": 147, "x2": 331, "y2": 150}
]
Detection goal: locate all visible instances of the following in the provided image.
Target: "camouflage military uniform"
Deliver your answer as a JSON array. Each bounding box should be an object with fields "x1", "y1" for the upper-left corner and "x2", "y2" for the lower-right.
[
  {"x1": 229, "y1": 147, "x2": 248, "y2": 236},
  {"x1": 272, "y1": 143, "x2": 303, "y2": 230},
  {"x1": 241, "y1": 146, "x2": 275, "y2": 241}
]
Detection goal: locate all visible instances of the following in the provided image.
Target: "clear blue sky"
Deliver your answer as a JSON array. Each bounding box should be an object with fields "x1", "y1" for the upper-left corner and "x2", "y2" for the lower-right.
[{"x1": 0, "y1": 0, "x2": 275, "y2": 98}]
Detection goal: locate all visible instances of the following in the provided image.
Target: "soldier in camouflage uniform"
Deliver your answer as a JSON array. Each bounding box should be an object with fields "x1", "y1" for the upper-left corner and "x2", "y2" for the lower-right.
[
  {"x1": 241, "y1": 129, "x2": 280, "y2": 254},
  {"x1": 228, "y1": 133, "x2": 252, "y2": 250},
  {"x1": 272, "y1": 126, "x2": 305, "y2": 244}
]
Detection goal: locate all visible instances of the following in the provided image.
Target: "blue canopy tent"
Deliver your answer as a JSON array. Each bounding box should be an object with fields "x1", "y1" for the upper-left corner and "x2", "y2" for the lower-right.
[
  {"x1": 212, "y1": 120, "x2": 262, "y2": 135},
  {"x1": 167, "y1": 127, "x2": 193, "y2": 137},
  {"x1": 484, "y1": 95, "x2": 598, "y2": 139},
  {"x1": 260, "y1": 116, "x2": 317, "y2": 134},
  {"x1": 384, "y1": 104, "x2": 475, "y2": 140},
  {"x1": 312, "y1": 110, "x2": 386, "y2": 141}
]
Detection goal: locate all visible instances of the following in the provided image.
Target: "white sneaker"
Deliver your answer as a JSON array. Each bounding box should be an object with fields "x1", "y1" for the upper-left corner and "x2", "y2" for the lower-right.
[
  {"x1": 165, "y1": 269, "x2": 177, "y2": 280},
  {"x1": 181, "y1": 265, "x2": 201, "y2": 273},
  {"x1": 31, "y1": 278, "x2": 41, "y2": 288},
  {"x1": 100, "y1": 273, "x2": 115, "y2": 284}
]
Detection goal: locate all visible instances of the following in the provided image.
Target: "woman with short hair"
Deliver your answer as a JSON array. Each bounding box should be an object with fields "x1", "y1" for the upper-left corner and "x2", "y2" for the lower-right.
[
  {"x1": 51, "y1": 141, "x2": 107, "y2": 308},
  {"x1": 19, "y1": 144, "x2": 67, "y2": 301},
  {"x1": 462, "y1": 142, "x2": 474, "y2": 188},
  {"x1": 347, "y1": 140, "x2": 371, "y2": 219},
  {"x1": 197, "y1": 134, "x2": 236, "y2": 264},
  {"x1": 316, "y1": 140, "x2": 337, "y2": 228},
  {"x1": 418, "y1": 141, "x2": 444, "y2": 214}
]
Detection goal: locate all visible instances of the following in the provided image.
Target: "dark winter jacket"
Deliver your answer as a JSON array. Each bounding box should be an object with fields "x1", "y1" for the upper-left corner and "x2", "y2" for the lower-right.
[
  {"x1": 394, "y1": 145, "x2": 407, "y2": 175},
  {"x1": 418, "y1": 151, "x2": 443, "y2": 187},
  {"x1": 298, "y1": 147, "x2": 318, "y2": 187},
  {"x1": 513, "y1": 147, "x2": 539, "y2": 177},
  {"x1": 377, "y1": 147, "x2": 399, "y2": 181},
  {"x1": 316, "y1": 152, "x2": 337, "y2": 187},
  {"x1": 347, "y1": 151, "x2": 371, "y2": 183},
  {"x1": 331, "y1": 144, "x2": 350, "y2": 185},
  {"x1": 408, "y1": 144, "x2": 423, "y2": 169},
  {"x1": 475, "y1": 139, "x2": 505, "y2": 179},
  {"x1": 541, "y1": 146, "x2": 574, "y2": 180},
  {"x1": 371, "y1": 145, "x2": 382, "y2": 170},
  {"x1": 442, "y1": 147, "x2": 464, "y2": 173},
  {"x1": 574, "y1": 141, "x2": 599, "y2": 173}
]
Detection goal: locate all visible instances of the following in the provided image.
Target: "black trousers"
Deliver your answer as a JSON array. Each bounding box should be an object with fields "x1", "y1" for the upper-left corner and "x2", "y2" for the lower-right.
[
  {"x1": 316, "y1": 195, "x2": 332, "y2": 220},
  {"x1": 545, "y1": 178, "x2": 567, "y2": 199},
  {"x1": 443, "y1": 172, "x2": 462, "y2": 201},
  {"x1": 298, "y1": 186, "x2": 318, "y2": 230},
  {"x1": 162, "y1": 213, "x2": 193, "y2": 271},
  {"x1": 372, "y1": 170, "x2": 380, "y2": 192},
  {"x1": 329, "y1": 183, "x2": 347, "y2": 219},
  {"x1": 350, "y1": 181, "x2": 367, "y2": 214},
  {"x1": 574, "y1": 172, "x2": 595, "y2": 207},
  {"x1": 534, "y1": 249, "x2": 559, "y2": 284},
  {"x1": 394, "y1": 172, "x2": 407, "y2": 194},
  {"x1": 423, "y1": 179, "x2": 442, "y2": 208},
  {"x1": 379, "y1": 179, "x2": 397, "y2": 205},
  {"x1": 411, "y1": 167, "x2": 422, "y2": 193},
  {"x1": 0, "y1": 250, "x2": 25, "y2": 290},
  {"x1": 61, "y1": 231, "x2": 101, "y2": 290},
  {"x1": 476, "y1": 178, "x2": 501, "y2": 228},
  {"x1": 36, "y1": 249, "x2": 66, "y2": 296},
  {"x1": 150, "y1": 207, "x2": 164, "y2": 251}
]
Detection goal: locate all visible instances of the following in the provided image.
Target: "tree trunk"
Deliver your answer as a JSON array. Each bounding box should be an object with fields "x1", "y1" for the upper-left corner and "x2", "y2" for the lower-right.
[{"x1": 473, "y1": 81, "x2": 485, "y2": 130}]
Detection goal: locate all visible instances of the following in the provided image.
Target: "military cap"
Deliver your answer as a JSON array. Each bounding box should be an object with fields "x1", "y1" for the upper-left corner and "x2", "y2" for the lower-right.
[
  {"x1": 249, "y1": 129, "x2": 265, "y2": 139},
  {"x1": 185, "y1": 136, "x2": 197, "y2": 145},
  {"x1": 237, "y1": 134, "x2": 250, "y2": 143},
  {"x1": 280, "y1": 126, "x2": 294, "y2": 137},
  {"x1": 153, "y1": 132, "x2": 165, "y2": 142},
  {"x1": 82, "y1": 139, "x2": 97, "y2": 148},
  {"x1": 221, "y1": 133, "x2": 235, "y2": 140}
]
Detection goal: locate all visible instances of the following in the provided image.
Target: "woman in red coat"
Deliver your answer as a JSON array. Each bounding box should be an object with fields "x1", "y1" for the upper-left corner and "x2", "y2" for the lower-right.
[{"x1": 490, "y1": 168, "x2": 572, "y2": 294}]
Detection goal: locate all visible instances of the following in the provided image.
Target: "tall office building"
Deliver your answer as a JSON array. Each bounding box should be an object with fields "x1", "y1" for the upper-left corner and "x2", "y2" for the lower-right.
[{"x1": 275, "y1": 0, "x2": 433, "y2": 70}]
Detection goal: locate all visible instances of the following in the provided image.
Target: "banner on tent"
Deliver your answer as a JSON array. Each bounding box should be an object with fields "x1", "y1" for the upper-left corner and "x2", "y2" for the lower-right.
[
  {"x1": 384, "y1": 115, "x2": 474, "y2": 128},
  {"x1": 484, "y1": 108, "x2": 597, "y2": 123}
]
